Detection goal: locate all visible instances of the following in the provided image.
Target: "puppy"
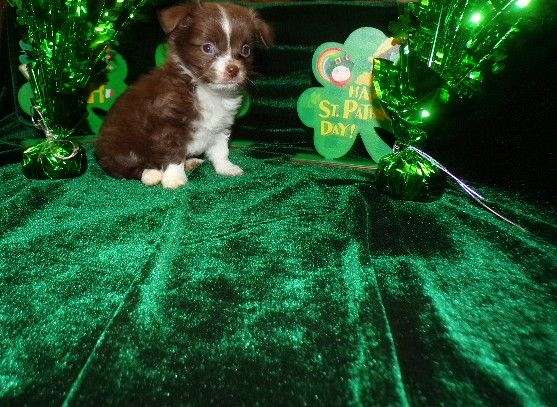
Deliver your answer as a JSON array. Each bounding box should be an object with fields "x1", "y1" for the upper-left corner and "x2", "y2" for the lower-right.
[{"x1": 95, "y1": 2, "x2": 272, "y2": 188}]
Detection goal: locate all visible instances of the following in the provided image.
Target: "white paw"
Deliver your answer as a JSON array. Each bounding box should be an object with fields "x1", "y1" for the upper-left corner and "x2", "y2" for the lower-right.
[
  {"x1": 161, "y1": 163, "x2": 187, "y2": 189},
  {"x1": 162, "y1": 173, "x2": 187, "y2": 189},
  {"x1": 215, "y1": 162, "x2": 244, "y2": 177},
  {"x1": 141, "y1": 169, "x2": 163, "y2": 186}
]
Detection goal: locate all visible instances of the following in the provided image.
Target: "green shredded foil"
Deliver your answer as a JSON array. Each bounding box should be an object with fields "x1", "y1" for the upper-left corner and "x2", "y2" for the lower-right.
[
  {"x1": 22, "y1": 139, "x2": 87, "y2": 180},
  {"x1": 377, "y1": 147, "x2": 446, "y2": 202}
]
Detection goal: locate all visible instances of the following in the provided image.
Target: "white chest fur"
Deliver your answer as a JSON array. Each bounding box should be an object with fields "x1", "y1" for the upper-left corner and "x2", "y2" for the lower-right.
[{"x1": 187, "y1": 84, "x2": 242, "y2": 157}]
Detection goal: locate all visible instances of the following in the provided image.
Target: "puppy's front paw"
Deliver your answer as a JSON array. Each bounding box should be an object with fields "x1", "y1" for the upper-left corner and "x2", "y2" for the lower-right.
[
  {"x1": 215, "y1": 162, "x2": 244, "y2": 177},
  {"x1": 141, "y1": 169, "x2": 163, "y2": 186},
  {"x1": 162, "y1": 173, "x2": 187, "y2": 189},
  {"x1": 161, "y1": 163, "x2": 187, "y2": 189}
]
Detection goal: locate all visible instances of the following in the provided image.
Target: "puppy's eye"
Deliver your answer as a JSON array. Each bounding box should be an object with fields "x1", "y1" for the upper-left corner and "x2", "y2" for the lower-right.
[
  {"x1": 240, "y1": 44, "x2": 251, "y2": 57},
  {"x1": 202, "y1": 43, "x2": 216, "y2": 55}
]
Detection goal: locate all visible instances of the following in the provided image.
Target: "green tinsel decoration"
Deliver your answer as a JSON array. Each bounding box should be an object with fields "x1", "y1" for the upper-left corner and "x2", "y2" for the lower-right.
[
  {"x1": 376, "y1": 147, "x2": 446, "y2": 202},
  {"x1": 9, "y1": 0, "x2": 149, "y2": 179},
  {"x1": 374, "y1": 0, "x2": 537, "y2": 201}
]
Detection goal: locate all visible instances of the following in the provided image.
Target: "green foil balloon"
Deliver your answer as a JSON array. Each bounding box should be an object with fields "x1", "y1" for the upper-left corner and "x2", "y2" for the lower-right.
[
  {"x1": 376, "y1": 148, "x2": 446, "y2": 202},
  {"x1": 22, "y1": 139, "x2": 87, "y2": 180}
]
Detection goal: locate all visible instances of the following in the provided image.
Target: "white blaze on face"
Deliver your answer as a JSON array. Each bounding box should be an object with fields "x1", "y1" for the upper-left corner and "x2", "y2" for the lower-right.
[
  {"x1": 331, "y1": 66, "x2": 351, "y2": 83},
  {"x1": 214, "y1": 5, "x2": 233, "y2": 83}
]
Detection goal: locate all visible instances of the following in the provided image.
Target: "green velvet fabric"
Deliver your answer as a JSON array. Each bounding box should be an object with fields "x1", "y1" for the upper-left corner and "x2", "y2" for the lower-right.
[
  {"x1": 1, "y1": 1, "x2": 556, "y2": 404},
  {"x1": 0, "y1": 146, "x2": 555, "y2": 405}
]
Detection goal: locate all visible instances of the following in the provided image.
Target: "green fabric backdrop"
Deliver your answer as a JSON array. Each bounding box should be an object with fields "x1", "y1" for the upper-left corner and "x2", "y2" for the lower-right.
[
  {"x1": 0, "y1": 1, "x2": 556, "y2": 405},
  {"x1": 0, "y1": 146, "x2": 556, "y2": 405}
]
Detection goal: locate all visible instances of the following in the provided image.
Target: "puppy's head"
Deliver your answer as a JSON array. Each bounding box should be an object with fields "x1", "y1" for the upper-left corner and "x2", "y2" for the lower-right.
[{"x1": 160, "y1": 2, "x2": 273, "y2": 90}]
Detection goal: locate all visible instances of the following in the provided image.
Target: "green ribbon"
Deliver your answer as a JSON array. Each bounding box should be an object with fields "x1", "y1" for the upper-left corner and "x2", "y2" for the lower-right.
[
  {"x1": 22, "y1": 138, "x2": 87, "y2": 180},
  {"x1": 376, "y1": 147, "x2": 446, "y2": 202}
]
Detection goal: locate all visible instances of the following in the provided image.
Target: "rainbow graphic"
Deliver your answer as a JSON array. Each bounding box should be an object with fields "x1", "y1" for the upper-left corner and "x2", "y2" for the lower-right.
[{"x1": 316, "y1": 47, "x2": 343, "y2": 83}]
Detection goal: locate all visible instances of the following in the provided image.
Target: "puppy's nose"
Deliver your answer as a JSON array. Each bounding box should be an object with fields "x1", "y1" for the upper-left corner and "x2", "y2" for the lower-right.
[{"x1": 226, "y1": 64, "x2": 240, "y2": 78}]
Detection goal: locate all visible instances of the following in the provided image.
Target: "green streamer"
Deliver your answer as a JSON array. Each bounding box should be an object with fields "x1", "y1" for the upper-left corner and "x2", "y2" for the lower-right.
[
  {"x1": 374, "y1": 0, "x2": 536, "y2": 201},
  {"x1": 376, "y1": 148, "x2": 446, "y2": 202},
  {"x1": 9, "y1": 0, "x2": 150, "y2": 179}
]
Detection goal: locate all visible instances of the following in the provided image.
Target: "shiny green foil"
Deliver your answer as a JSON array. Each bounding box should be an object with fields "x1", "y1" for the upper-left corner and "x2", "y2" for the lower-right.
[
  {"x1": 10, "y1": 0, "x2": 149, "y2": 178},
  {"x1": 373, "y1": 0, "x2": 535, "y2": 147},
  {"x1": 22, "y1": 139, "x2": 87, "y2": 180},
  {"x1": 373, "y1": 0, "x2": 535, "y2": 201},
  {"x1": 373, "y1": 55, "x2": 443, "y2": 146},
  {"x1": 376, "y1": 148, "x2": 446, "y2": 202},
  {"x1": 404, "y1": 0, "x2": 534, "y2": 99}
]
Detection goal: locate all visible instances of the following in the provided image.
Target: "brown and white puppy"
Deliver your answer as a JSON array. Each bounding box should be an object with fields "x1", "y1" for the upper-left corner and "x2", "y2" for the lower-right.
[{"x1": 95, "y1": 2, "x2": 272, "y2": 188}]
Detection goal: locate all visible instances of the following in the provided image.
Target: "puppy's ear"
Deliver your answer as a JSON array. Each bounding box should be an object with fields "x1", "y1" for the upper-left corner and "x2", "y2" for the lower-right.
[
  {"x1": 252, "y1": 13, "x2": 274, "y2": 48},
  {"x1": 158, "y1": 4, "x2": 193, "y2": 34}
]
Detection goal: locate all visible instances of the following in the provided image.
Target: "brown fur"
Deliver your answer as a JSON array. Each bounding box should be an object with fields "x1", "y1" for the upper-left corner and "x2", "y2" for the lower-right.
[{"x1": 95, "y1": 2, "x2": 272, "y2": 180}]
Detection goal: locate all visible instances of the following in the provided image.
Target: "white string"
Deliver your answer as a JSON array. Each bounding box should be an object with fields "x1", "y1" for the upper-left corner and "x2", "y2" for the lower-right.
[{"x1": 407, "y1": 146, "x2": 525, "y2": 230}]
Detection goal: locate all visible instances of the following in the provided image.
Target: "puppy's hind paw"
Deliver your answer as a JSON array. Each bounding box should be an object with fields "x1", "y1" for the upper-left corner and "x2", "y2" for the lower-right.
[{"x1": 185, "y1": 158, "x2": 204, "y2": 171}]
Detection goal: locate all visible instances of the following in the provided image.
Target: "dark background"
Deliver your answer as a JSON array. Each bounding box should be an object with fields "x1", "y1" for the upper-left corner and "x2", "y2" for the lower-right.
[
  {"x1": 425, "y1": 5, "x2": 557, "y2": 202},
  {"x1": 1, "y1": 1, "x2": 555, "y2": 201}
]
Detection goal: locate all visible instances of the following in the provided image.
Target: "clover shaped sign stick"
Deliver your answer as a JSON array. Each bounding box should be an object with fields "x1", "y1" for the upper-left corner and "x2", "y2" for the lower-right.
[{"x1": 297, "y1": 27, "x2": 400, "y2": 161}]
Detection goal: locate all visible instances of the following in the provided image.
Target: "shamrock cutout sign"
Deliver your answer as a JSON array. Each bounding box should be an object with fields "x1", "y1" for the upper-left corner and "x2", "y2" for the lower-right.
[
  {"x1": 86, "y1": 51, "x2": 129, "y2": 134},
  {"x1": 297, "y1": 27, "x2": 400, "y2": 161}
]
